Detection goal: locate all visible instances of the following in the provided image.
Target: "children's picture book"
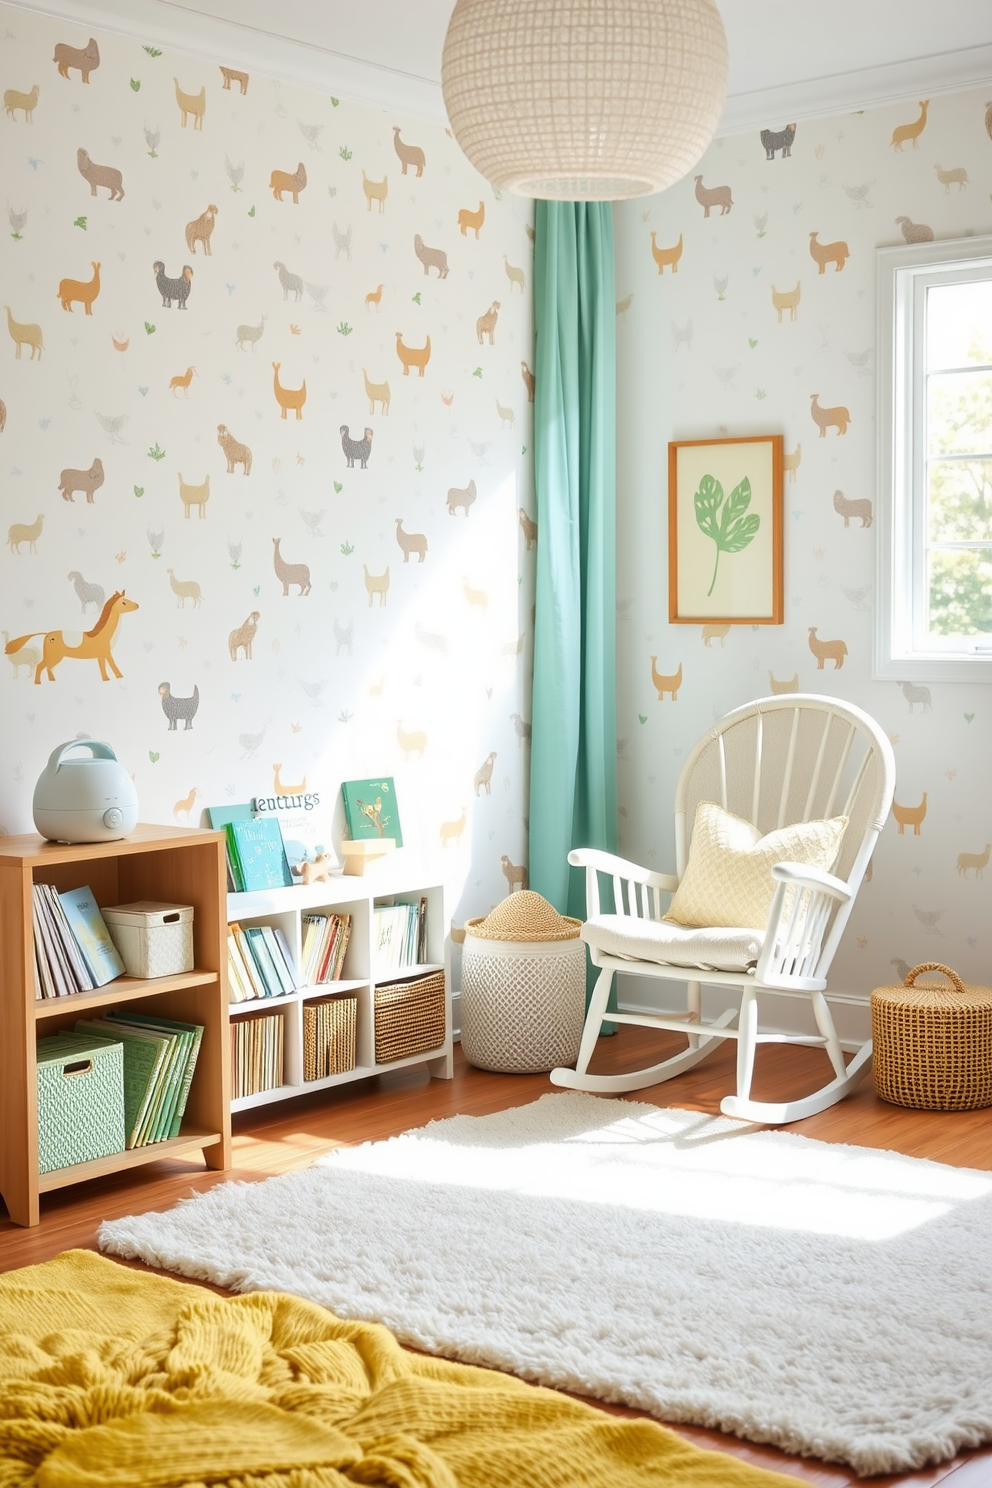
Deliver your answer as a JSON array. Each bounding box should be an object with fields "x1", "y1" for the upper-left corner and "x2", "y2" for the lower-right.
[
  {"x1": 225, "y1": 817, "x2": 294, "y2": 892},
  {"x1": 207, "y1": 803, "x2": 253, "y2": 892},
  {"x1": 252, "y1": 797, "x2": 338, "y2": 878},
  {"x1": 58, "y1": 885, "x2": 126, "y2": 986},
  {"x1": 341, "y1": 778, "x2": 402, "y2": 846}
]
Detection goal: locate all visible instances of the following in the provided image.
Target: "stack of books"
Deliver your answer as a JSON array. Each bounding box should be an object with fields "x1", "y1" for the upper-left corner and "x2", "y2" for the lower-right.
[
  {"x1": 33, "y1": 883, "x2": 125, "y2": 999},
  {"x1": 300, "y1": 912, "x2": 352, "y2": 985},
  {"x1": 372, "y1": 899, "x2": 428, "y2": 975},
  {"x1": 72, "y1": 1012, "x2": 203, "y2": 1149},
  {"x1": 227, "y1": 922, "x2": 299, "y2": 1003},
  {"x1": 231, "y1": 1009, "x2": 284, "y2": 1099}
]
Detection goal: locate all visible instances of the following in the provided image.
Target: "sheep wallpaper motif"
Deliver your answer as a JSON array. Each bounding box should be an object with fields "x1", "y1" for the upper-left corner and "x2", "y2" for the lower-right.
[
  {"x1": 616, "y1": 85, "x2": 992, "y2": 1019},
  {"x1": 0, "y1": 4, "x2": 535, "y2": 927}
]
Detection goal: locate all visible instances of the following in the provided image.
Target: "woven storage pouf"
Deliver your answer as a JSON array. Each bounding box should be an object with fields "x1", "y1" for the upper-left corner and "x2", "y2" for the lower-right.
[
  {"x1": 871, "y1": 961, "x2": 992, "y2": 1110},
  {"x1": 460, "y1": 891, "x2": 586, "y2": 1073}
]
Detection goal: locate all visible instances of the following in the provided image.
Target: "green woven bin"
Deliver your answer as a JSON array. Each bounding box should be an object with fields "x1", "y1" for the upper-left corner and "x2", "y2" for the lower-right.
[{"x1": 36, "y1": 1033, "x2": 125, "y2": 1174}]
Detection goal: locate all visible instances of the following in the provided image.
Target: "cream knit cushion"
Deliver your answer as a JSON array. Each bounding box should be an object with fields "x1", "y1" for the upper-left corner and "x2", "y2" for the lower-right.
[{"x1": 664, "y1": 801, "x2": 848, "y2": 930}]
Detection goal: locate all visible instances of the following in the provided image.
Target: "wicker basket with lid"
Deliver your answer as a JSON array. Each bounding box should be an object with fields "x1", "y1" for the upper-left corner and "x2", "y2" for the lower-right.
[
  {"x1": 461, "y1": 891, "x2": 586, "y2": 1073},
  {"x1": 871, "y1": 962, "x2": 992, "y2": 1111}
]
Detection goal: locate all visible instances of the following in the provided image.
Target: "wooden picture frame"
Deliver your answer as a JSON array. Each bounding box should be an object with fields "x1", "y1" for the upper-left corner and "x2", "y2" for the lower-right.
[{"x1": 668, "y1": 434, "x2": 783, "y2": 625}]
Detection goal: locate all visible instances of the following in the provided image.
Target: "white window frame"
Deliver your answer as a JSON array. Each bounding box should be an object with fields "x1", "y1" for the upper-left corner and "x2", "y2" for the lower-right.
[{"x1": 875, "y1": 232, "x2": 992, "y2": 682}]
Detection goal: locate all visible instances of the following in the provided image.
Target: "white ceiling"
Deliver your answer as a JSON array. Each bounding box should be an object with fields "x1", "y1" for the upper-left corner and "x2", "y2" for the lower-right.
[{"x1": 11, "y1": 0, "x2": 992, "y2": 129}]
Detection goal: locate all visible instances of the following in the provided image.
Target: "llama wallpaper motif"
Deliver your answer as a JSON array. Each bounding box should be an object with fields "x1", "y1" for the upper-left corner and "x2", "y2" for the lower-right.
[
  {"x1": 0, "y1": 5, "x2": 535, "y2": 928},
  {"x1": 616, "y1": 86, "x2": 992, "y2": 1019}
]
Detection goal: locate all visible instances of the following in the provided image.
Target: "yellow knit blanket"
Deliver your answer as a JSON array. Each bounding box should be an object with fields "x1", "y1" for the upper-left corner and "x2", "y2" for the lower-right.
[{"x1": 0, "y1": 1250, "x2": 798, "y2": 1488}]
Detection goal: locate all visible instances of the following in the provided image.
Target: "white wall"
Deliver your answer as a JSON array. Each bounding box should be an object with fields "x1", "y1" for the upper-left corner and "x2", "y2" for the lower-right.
[
  {"x1": 0, "y1": 4, "x2": 535, "y2": 927},
  {"x1": 614, "y1": 87, "x2": 992, "y2": 1024}
]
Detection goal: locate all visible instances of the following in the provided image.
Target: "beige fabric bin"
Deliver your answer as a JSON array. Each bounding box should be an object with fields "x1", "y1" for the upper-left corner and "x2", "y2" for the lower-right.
[
  {"x1": 460, "y1": 891, "x2": 586, "y2": 1073},
  {"x1": 103, "y1": 901, "x2": 194, "y2": 979}
]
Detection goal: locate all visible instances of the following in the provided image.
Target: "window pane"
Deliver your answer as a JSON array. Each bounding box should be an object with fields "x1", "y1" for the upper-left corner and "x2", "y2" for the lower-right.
[
  {"x1": 928, "y1": 458, "x2": 992, "y2": 542},
  {"x1": 928, "y1": 370, "x2": 992, "y2": 456},
  {"x1": 928, "y1": 548, "x2": 992, "y2": 637},
  {"x1": 926, "y1": 281, "x2": 992, "y2": 370}
]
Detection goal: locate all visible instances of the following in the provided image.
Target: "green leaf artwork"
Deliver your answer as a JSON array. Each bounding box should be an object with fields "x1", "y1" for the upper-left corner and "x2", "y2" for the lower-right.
[
  {"x1": 694, "y1": 473, "x2": 760, "y2": 598},
  {"x1": 147, "y1": 443, "x2": 166, "y2": 461},
  {"x1": 74, "y1": 216, "x2": 87, "y2": 230},
  {"x1": 142, "y1": 45, "x2": 163, "y2": 57},
  {"x1": 130, "y1": 78, "x2": 141, "y2": 92}
]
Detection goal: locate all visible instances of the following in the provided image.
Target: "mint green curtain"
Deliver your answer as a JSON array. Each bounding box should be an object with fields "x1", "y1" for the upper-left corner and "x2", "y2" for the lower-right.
[{"x1": 529, "y1": 201, "x2": 618, "y2": 1005}]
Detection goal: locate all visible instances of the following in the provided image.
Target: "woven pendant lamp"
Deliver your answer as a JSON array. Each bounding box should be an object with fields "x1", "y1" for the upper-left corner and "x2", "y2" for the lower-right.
[{"x1": 440, "y1": 0, "x2": 729, "y2": 201}]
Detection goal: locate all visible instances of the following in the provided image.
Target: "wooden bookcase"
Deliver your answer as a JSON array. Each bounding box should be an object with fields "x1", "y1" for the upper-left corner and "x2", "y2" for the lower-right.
[
  {"x1": 228, "y1": 875, "x2": 452, "y2": 1112},
  {"x1": 0, "y1": 824, "x2": 231, "y2": 1227}
]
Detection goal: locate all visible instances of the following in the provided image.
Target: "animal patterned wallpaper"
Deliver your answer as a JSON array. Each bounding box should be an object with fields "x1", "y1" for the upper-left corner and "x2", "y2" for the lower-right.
[
  {"x1": 615, "y1": 86, "x2": 992, "y2": 1014},
  {"x1": 0, "y1": 5, "x2": 535, "y2": 924}
]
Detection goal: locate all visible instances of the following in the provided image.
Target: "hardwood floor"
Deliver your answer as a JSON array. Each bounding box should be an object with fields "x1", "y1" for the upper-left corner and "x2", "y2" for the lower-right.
[{"x1": 2, "y1": 1025, "x2": 989, "y2": 1486}]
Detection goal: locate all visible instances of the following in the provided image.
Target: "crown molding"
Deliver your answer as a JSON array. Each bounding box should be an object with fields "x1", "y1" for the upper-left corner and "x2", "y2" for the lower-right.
[
  {"x1": 2, "y1": 0, "x2": 449, "y2": 124},
  {"x1": 718, "y1": 44, "x2": 992, "y2": 135},
  {"x1": 6, "y1": 0, "x2": 992, "y2": 138}
]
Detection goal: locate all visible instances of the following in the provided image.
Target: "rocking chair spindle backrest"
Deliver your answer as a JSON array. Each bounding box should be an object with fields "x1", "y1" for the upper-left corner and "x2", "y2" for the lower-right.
[{"x1": 674, "y1": 696, "x2": 895, "y2": 892}]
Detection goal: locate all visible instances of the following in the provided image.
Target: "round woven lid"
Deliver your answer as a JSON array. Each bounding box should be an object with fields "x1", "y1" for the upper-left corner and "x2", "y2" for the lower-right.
[
  {"x1": 465, "y1": 890, "x2": 582, "y2": 942},
  {"x1": 872, "y1": 962, "x2": 992, "y2": 1010}
]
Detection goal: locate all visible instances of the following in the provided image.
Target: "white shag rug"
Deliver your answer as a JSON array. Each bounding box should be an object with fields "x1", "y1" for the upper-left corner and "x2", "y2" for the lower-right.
[{"x1": 99, "y1": 1092, "x2": 992, "y2": 1476}]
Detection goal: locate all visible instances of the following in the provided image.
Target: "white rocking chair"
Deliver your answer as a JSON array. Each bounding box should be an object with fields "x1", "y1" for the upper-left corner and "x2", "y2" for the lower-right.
[{"x1": 551, "y1": 695, "x2": 896, "y2": 1124}]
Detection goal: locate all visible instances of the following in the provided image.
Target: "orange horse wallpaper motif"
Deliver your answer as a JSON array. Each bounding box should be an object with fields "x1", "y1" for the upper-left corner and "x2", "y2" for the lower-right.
[{"x1": 5, "y1": 590, "x2": 139, "y2": 682}]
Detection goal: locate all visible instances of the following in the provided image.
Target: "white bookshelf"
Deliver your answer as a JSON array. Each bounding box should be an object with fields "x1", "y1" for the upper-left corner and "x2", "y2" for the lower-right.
[{"x1": 226, "y1": 873, "x2": 451, "y2": 1112}]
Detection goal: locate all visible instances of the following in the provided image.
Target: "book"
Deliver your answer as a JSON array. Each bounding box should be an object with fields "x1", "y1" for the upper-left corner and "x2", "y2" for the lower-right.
[
  {"x1": 74, "y1": 1018, "x2": 171, "y2": 1149},
  {"x1": 252, "y1": 796, "x2": 337, "y2": 878},
  {"x1": 225, "y1": 817, "x2": 293, "y2": 892},
  {"x1": 244, "y1": 926, "x2": 283, "y2": 997},
  {"x1": 230, "y1": 922, "x2": 266, "y2": 999},
  {"x1": 58, "y1": 885, "x2": 126, "y2": 986},
  {"x1": 226, "y1": 932, "x2": 254, "y2": 1003},
  {"x1": 341, "y1": 777, "x2": 402, "y2": 848},
  {"x1": 123, "y1": 1017, "x2": 202, "y2": 1130},
  {"x1": 372, "y1": 903, "x2": 418, "y2": 974},
  {"x1": 32, "y1": 885, "x2": 63, "y2": 999},
  {"x1": 208, "y1": 802, "x2": 254, "y2": 892},
  {"x1": 34, "y1": 885, "x2": 77, "y2": 996},
  {"x1": 416, "y1": 896, "x2": 429, "y2": 963},
  {"x1": 260, "y1": 925, "x2": 296, "y2": 995},
  {"x1": 104, "y1": 1012, "x2": 204, "y2": 1139},
  {"x1": 272, "y1": 926, "x2": 301, "y2": 989},
  {"x1": 41, "y1": 885, "x2": 95, "y2": 992},
  {"x1": 230, "y1": 1010, "x2": 284, "y2": 1099}
]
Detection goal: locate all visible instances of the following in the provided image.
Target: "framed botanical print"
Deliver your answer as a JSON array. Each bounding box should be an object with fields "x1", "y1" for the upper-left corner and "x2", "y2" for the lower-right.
[{"x1": 668, "y1": 434, "x2": 784, "y2": 624}]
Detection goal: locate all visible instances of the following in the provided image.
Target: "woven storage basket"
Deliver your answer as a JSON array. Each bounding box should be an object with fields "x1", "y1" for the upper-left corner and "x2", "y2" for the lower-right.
[
  {"x1": 36, "y1": 1033, "x2": 125, "y2": 1173},
  {"x1": 461, "y1": 891, "x2": 586, "y2": 1073},
  {"x1": 303, "y1": 995, "x2": 357, "y2": 1081},
  {"x1": 374, "y1": 970, "x2": 446, "y2": 1064},
  {"x1": 871, "y1": 962, "x2": 992, "y2": 1111}
]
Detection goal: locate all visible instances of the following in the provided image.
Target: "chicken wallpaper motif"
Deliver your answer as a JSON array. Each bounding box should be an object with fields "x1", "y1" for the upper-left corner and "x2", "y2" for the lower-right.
[
  {"x1": 616, "y1": 84, "x2": 992, "y2": 1007},
  {"x1": 0, "y1": 5, "x2": 535, "y2": 925}
]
